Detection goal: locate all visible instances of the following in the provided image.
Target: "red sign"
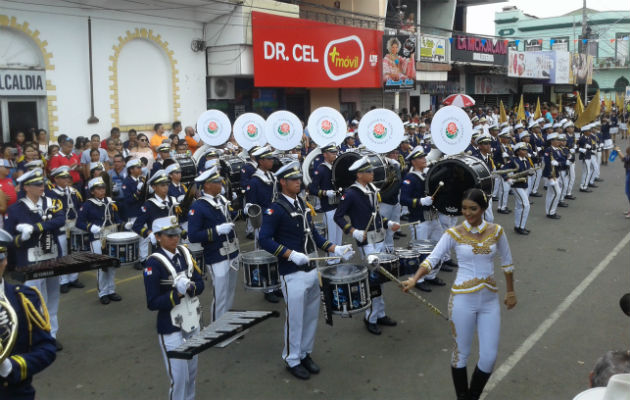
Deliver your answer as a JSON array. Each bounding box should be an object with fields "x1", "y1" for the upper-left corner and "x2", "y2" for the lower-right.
[{"x1": 252, "y1": 12, "x2": 382, "y2": 88}]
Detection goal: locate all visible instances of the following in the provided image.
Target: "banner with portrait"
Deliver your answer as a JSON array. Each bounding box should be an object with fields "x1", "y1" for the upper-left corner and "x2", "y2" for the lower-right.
[
  {"x1": 382, "y1": 34, "x2": 416, "y2": 92},
  {"x1": 569, "y1": 53, "x2": 593, "y2": 85}
]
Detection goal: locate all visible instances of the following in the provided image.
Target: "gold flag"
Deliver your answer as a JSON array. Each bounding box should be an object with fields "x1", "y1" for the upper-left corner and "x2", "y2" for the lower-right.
[
  {"x1": 616, "y1": 93, "x2": 624, "y2": 110},
  {"x1": 604, "y1": 95, "x2": 612, "y2": 113},
  {"x1": 516, "y1": 95, "x2": 525, "y2": 122},
  {"x1": 576, "y1": 93, "x2": 585, "y2": 117},
  {"x1": 499, "y1": 100, "x2": 507, "y2": 123},
  {"x1": 558, "y1": 95, "x2": 563, "y2": 114},
  {"x1": 533, "y1": 97, "x2": 541, "y2": 120},
  {"x1": 575, "y1": 90, "x2": 601, "y2": 128}
]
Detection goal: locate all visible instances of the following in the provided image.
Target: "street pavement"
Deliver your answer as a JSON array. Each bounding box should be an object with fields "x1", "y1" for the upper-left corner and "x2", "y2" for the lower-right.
[{"x1": 30, "y1": 140, "x2": 630, "y2": 400}]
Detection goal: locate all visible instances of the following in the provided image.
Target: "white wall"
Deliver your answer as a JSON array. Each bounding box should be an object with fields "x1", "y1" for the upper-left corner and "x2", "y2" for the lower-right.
[{"x1": 1, "y1": 2, "x2": 207, "y2": 139}]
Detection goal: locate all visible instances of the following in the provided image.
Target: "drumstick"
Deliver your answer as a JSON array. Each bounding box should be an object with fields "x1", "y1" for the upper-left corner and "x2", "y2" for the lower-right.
[
  {"x1": 431, "y1": 181, "x2": 445, "y2": 199},
  {"x1": 308, "y1": 256, "x2": 341, "y2": 261},
  {"x1": 398, "y1": 220, "x2": 422, "y2": 228}
]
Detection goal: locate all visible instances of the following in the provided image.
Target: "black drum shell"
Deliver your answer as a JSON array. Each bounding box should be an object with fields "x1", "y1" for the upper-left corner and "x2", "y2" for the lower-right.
[{"x1": 331, "y1": 150, "x2": 398, "y2": 194}]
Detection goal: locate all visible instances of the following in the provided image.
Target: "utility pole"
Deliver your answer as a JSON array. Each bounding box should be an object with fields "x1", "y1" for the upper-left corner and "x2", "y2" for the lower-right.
[{"x1": 581, "y1": 0, "x2": 589, "y2": 102}]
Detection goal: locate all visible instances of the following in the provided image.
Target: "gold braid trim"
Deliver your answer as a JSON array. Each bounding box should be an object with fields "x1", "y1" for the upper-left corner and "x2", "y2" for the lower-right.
[
  {"x1": 305, "y1": 201, "x2": 316, "y2": 216},
  {"x1": 448, "y1": 295, "x2": 459, "y2": 367},
  {"x1": 446, "y1": 225, "x2": 501, "y2": 255},
  {"x1": 10, "y1": 355, "x2": 27, "y2": 381},
  {"x1": 191, "y1": 257, "x2": 202, "y2": 276}
]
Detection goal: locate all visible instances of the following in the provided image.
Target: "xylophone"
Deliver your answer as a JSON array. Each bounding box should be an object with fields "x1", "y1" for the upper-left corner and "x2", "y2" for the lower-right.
[
  {"x1": 11, "y1": 253, "x2": 121, "y2": 281},
  {"x1": 167, "y1": 310, "x2": 280, "y2": 359}
]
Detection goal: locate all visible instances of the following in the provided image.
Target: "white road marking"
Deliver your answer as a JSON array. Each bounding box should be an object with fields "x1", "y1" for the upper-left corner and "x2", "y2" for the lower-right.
[{"x1": 483, "y1": 231, "x2": 630, "y2": 397}]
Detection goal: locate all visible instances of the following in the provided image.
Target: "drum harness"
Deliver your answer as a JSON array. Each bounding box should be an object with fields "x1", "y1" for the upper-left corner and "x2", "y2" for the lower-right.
[
  {"x1": 200, "y1": 192, "x2": 239, "y2": 271},
  {"x1": 52, "y1": 185, "x2": 78, "y2": 247},
  {"x1": 409, "y1": 169, "x2": 438, "y2": 223},
  {"x1": 21, "y1": 196, "x2": 58, "y2": 262},
  {"x1": 350, "y1": 182, "x2": 385, "y2": 244},
  {"x1": 89, "y1": 196, "x2": 118, "y2": 250},
  {"x1": 275, "y1": 195, "x2": 318, "y2": 271}
]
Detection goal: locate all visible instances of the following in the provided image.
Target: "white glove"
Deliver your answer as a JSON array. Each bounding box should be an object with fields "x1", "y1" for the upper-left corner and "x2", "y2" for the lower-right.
[
  {"x1": 232, "y1": 192, "x2": 238, "y2": 200},
  {"x1": 566, "y1": 160, "x2": 573, "y2": 166},
  {"x1": 124, "y1": 221, "x2": 133, "y2": 230},
  {"x1": 216, "y1": 222, "x2": 234, "y2": 235},
  {"x1": 325, "y1": 190, "x2": 336, "y2": 199},
  {"x1": 90, "y1": 225, "x2": 102, "y2": 235},
  {"x1": 0, "y1": 358, "x2": 12, "y2": 378},
  {"x1": 352, "y1": 229, "x2": 365, "y2": 242},
  {"x1": 579, "y1": 148, "x2": 586, "y2": 153},
  {"x1": 551, "y1": 160, "x2": 559, "y2": 167},
  {"x1": 288, "y1": 250, "x2": 309, "y2": 266},
  {"x1": 177, "y1": 195, "x2": 185, "y2": 202},
  {"x1": 333, "y1": 244, "x2": 355, "y2": 261},
  {"x1": 569, "y1": 148, "x2": 575, "y2": 154},
  {"x1": 537, "y1": 147, "x2": 543, "y2": 152},
  {"x1": 244, "y1": 203, "x2": 252, "y2": 214},
  {"x1": 420, "y1": 196, "x2": 433, "y2": 206},
  {"x1": 137, "y1": 182, "x2": 144, "y2": 191},
  {"x1": 19, "y1": 224, "x2": 34, "y2": 241},
  {"x1": 149, "y1": 232, "x2": 157, "y2": 246},
  {"x1": 507, "y1": 179, "x2": 514, "y2": 185},
  {"x1": 174, "y1": 275, "x2": 191, "y2": 295},
  {"x1": 387, "y1": 221, "x2": 400, "y2": 231},
  {"x1": 585, "y1": 144, "x2": 591, "y2": 149},
  {"x1": 502, "y1": 152, "x2": 509, "y2": 158},
  {"x1": 16, "y1": 223, "x2": 31, "y2": 233}
]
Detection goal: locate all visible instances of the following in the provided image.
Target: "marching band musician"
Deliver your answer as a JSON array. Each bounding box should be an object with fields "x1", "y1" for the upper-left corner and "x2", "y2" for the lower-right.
[
  {"x1": 402, "y1": 188, "x2": 516, "y2": 400},
  {"x1": 0, "y1": 244, "x2": 57, "y2": 400},
  {"x1": 527, "y1": 120, "x2": 545, "y2": 198},
  {"x1": 333, "y1": 156, "x2": 400, "y2": 335},
  {"x1": 308, "y1": 143, "x2": 343, "y2": 264},
  {"x1": 542, "y1": 133, "x2": 564, "y2": 220},
  {"x1": 48, "y1": 166, "x2": 85, "y2": 293},
  {"x1": 495, "y1": 128, "x2": 514, "y2": 215},
  {"x1": 150, "y1": 142, "x2": 173, "y2": 176},
  {"x1": 578, "y1": 124, "x2": 595, "y2": 193},
  {"x1": 240, "y1": 145, "x2": 261, "y2": 240},
  {"x1": 188, "y1": 166, "x2": 239, "y2": 321},
  {"x1": 132, "y1": 170, "x2": 183, "y2": 267},
  {"x1": 474, "y1": 134, "x2": 496, "y2": 222},
  {"x1": 590, "y1": 122, "x2": 603, "y2": 186},
  {"x1": 244, "y1": 145, "x2": 282, "y2": 303},
  {"x1": 505, "y1": 143, "x2": 532, "y2": 235},
  {"x1": 380, "y1": 151, "x2": 403, "y2": 251},
  {"x1": 143, "y1": 216, "x2": 204, "y2": 400},
  {"x1": 76, "y1": 177, "x2": 122, "y2": 304},
  {"x1": 399, "y1": 146, "x2": 445, "y2": 292},
  {"x1": 562, "y1": 121, "x2": 578, "y2": 201},
  {"x1": 556, "y1": 134, "x2": 571, "y2": 208},
  {"x1": 259, "y1": 161, "x2": 354, "y2": 380},
  {"x1": 121, "y1": 158, "x2": 146, "y2": 225},
  {"x1": 4, "y1": 168, "x2": 64, "y2": 349},
  {"x1": 166, "y1": 163, "x2": 189, "y2": 236}
]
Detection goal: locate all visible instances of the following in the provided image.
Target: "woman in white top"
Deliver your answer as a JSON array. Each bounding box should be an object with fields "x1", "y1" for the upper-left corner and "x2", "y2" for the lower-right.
[
  {"x1": 128, "y1": 133, "x2": 155, "y2": 170},
  {"x1": 403, "y1": 188, "x2": 517, "y2": 400}
]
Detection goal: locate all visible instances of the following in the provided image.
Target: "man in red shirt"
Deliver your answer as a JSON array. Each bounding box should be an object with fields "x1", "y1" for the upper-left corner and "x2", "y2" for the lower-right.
[
  {"x1": 0, "y1": 159, "x2": 17, "y2": 213},
  {"x1": 101, "y1": 127, "x2": 121, "y2": 149},
  {"x1": 48, "y1": 137, "x2": 82, "y2": 187}
]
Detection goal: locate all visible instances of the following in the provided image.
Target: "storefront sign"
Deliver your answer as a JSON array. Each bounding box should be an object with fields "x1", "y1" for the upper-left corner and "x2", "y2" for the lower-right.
[
  {"x1": 507, "y1": 50, "x2": 570, "y2": 84},
  {"x1": 550, "y1": 51, "x2": 570, "y2": 84},
  {"x1": 474, "y1": 75, "x2": 516, "y2": 95},
  {"x1": 451, "y1": 35, "x2": 507, "y2": 66},
  {"x1": 522, "y1": 84, "x2": 543, "y2": 93},
  {"x1": 419, "y1": 35, "x2": 447, "y2": 63},
  {"x1": 252, "y1": 12, "x2": 382, "y2": 88},
  {"x1": 0, "y1": 69, "x2": 46, "y2": 96},
  {"x1": 383, "y1": 35, "x2": 416, "y2": 91}
]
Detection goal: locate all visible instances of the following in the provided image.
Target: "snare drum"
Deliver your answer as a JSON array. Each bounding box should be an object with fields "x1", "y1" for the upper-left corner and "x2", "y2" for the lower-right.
[
  {"x1": 313, "y1": 221, "x2": 327, "y2": 238},
  {"x1": 409, "y1": 240, "x2": 440, "y2": 269},
  {"x1": 394, "y1": 248, "x2": 422, "y2": 276},
  {"x1": 70, "y1": 228, "x2": 90, "y2": 253},
  {"x1": 186, "y1": 242, "x2": 204, "y2": 270},
  {"x1": 220, "y1": 156, "x2": 246, "y2": 191},
  {"x1": 240, "y1": 250, "x2": 280, "y2": 291},
  {"x1": 319, "y1": 264, "x2": 371, "y2": 316},
  {"x1": 372, "y1": 252, "x2": 400, "y2": 284},
  {"x1": 176, "y1": 156, "x2": 197, "y2": 185},
  {"x1": 105, "y1": 232, "x2": 140, "y2": 267}
]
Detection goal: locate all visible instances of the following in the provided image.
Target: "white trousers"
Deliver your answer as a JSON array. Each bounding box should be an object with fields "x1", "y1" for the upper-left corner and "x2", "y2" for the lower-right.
[
  {"x1": 512, "y1": 188, "x2": 530, "y2": 229},
  {"x1": 567, "y1": 163, "x2": 576, "y2": 196},
  {"x1": 545, "y1": 178, "x2": 561, "y2": 215},
  {"x1": 280, "y1": 268, "x2": 320, "y2": 368},
  {"x1": 484, "y1": 198, "x2": 494, "y2": 223},
  {"x1": 559, "y1": 170, "x2": 569, "y2": 201},
  {"x1": 25, "y1": 275, "x2": 60, "y2": 338},
  {"x1": 498, "y1": 180, "x2": 510, "y2": 210},
  {"x1": 449, "y1": 289, "x2": 500, "y2": 372},
  {"x1": 531, "y1": 165, "x2": 544, "y2": 194},
  {"x1": 492, "y1": 176, "x2": 501, "y2": 198},
  {"x1": 91, "y1": 239, "x2": 116, "y2": 298},
  {"x1": 360, "y1": 241, "x2": 386, "y2": 324},
  {"x1": 580, "y1": 159, "x2": 594, "y2": 189},
  {"x1": 323, "y1": 209, "x2": 342, "y2": 265},
  {"x1": 379, "y1": 203, "x2": 400, "y2": 252},
  {"x1": 590, "y1": 155, "x2": 600, "y2": 182},
  {"x1": 159, "y1": 329, "x2": 198, "y2": 400},
  {"x1": 57, "y1": 234, "x2": 79, "y2": 285},
  {"x1": 207, "y1": 259, "x2": 237, "y2": 322}
]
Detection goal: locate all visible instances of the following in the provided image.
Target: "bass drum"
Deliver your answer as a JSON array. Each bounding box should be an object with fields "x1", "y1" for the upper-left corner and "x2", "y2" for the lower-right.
[
  {"x1": 220, "y1": 156, "x2": 246, "y2": 192},
  {"x1": 331, "y1": 150, "x2": 399, "y2": 197},
  {"x1": 426, "y1": 154, "x2": 493, "y2": 216},
  {"x1": 271, "y1": 156, "x2": 296, "y2": 173},
  {"x1": 175, "y1": 156, "x2": 197, "y2": 185}
]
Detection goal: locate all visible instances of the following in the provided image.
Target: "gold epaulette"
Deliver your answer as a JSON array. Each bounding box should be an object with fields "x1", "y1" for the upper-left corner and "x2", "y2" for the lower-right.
[{"x1": 16, "y1": 285, "x2": 52, "y2": 346}]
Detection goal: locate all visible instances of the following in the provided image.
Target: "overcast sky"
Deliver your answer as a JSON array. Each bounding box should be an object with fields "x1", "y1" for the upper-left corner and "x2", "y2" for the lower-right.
[{"x1": 466, "y1": 0, "x2": 630, "y2": 36}]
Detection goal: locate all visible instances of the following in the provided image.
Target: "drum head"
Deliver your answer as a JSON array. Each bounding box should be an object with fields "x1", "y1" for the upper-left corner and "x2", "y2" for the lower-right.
[
  {"x1": 186, "y1": 243, "x2": 203, "y2": 251},
  {"x1": 426, "y1": 155, "x2": 492, "y2": 216},
  {"x1": 265, "y1": 111, "x2": 303, "y2": 151},
  {"x1": 233, "y1": 113, "x2": 267, "y2": 150},
  {"x1": 332, "y1": 150, "x2": 388, "y2": 190},
  {"x1": 241, "y1": 250, "x2": 276, "y2": 263},
  {"x1": 196, "y1": 110, "x2": 232, "y2": 146},
  {"x1": 374, "y1": 253, "x2": 398, "y2": 263},
  {"x1": 307, "y1": 107, "x2": 347, "y2": 146},
  {"x1": 107, "y1": 232, "x2": 139, "y2": 240},
  {"x1": 320, "y1": 264, "x2": 367, "y2": 281},
  {"x1": 357, "y1": 109, "x2": 404, "y2": 153},
  {"x1": 430, "y1": 106, "x2": 473, "y2": 155}
]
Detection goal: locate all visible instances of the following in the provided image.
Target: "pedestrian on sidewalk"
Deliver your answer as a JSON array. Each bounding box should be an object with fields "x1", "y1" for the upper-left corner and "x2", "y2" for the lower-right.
[{"x1": 615, "y1": 146, "x2": 630, "y2": 218}]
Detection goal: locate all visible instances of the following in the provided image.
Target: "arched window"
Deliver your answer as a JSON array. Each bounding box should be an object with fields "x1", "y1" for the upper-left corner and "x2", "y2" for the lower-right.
[{"x1": 614, "y1": 77, "x2": 629, "y2": 94}]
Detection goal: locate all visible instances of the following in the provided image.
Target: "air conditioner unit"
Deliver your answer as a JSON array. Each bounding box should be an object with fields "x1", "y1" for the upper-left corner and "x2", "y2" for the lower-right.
[{"x1": 208, "y1": 77, "x2": 235, "y2": 100}]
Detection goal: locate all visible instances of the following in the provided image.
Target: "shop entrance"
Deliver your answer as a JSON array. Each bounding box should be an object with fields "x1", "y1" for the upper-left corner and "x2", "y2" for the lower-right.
[{"x1": 0, "y1": 97, "x2": 46, "y2": 143}]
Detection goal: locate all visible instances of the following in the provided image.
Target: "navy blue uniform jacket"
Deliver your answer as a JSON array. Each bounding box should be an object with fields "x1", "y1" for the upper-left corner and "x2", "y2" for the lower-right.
[{"x1": 188, "y1": 194, "x2": 239, "y2": 265}]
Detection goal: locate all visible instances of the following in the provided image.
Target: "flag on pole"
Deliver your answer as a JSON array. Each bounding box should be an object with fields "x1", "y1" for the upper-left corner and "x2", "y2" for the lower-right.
[
  {"x1": 533, "y1": 97, "x2": 541, "y2": 120},
  {"x1": 575, "y1": 90, "x2": 601, "y2": 128},
  {"x1": 616, "y1": 93, "x2": 624, "y2": 110},
  {"x1": 558, "y1": 96, "x2": 563, "y2": 115},
  {"x1": 516, "y1": 95, "x2": 525, "y2": 122},
  {"x1": 499, "y1": 100, "x2": 507, "y2": 123},
  {"x1": 576, "y1": 93, "x2": 585, "y2": 117}
]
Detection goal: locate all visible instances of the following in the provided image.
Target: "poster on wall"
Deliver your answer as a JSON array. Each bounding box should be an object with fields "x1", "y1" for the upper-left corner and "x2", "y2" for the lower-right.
[
  {"x1": 451, "y1": 35, "x2": 507, "y2": 66},
  {"x1": 474, "y1": 75, "x2": 517, "y2": 95},
  {"x1": 549, "y1": 51, "x2": 570, "y2": 84},
  {"x1": 569, "y1": 53, "x2": 593, "y2": 85},
  {"x1": 507, "y1": 50, "x2": 552, "y2": 79},
  {"x1": 383, "y1": 34, "x2": 416, "y2": 92},
  {"x1": 252, "y1": 12, "x2": 382, "y2": 88},
  {"x1": 419, "y1": 35, "x2": 447, "y2": 63}
]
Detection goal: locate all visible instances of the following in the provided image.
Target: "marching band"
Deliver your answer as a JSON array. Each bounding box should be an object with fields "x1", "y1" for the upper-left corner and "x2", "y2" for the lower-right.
[{"x1": 0, "y1": 101, "x2": 623, "y2": 400}]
